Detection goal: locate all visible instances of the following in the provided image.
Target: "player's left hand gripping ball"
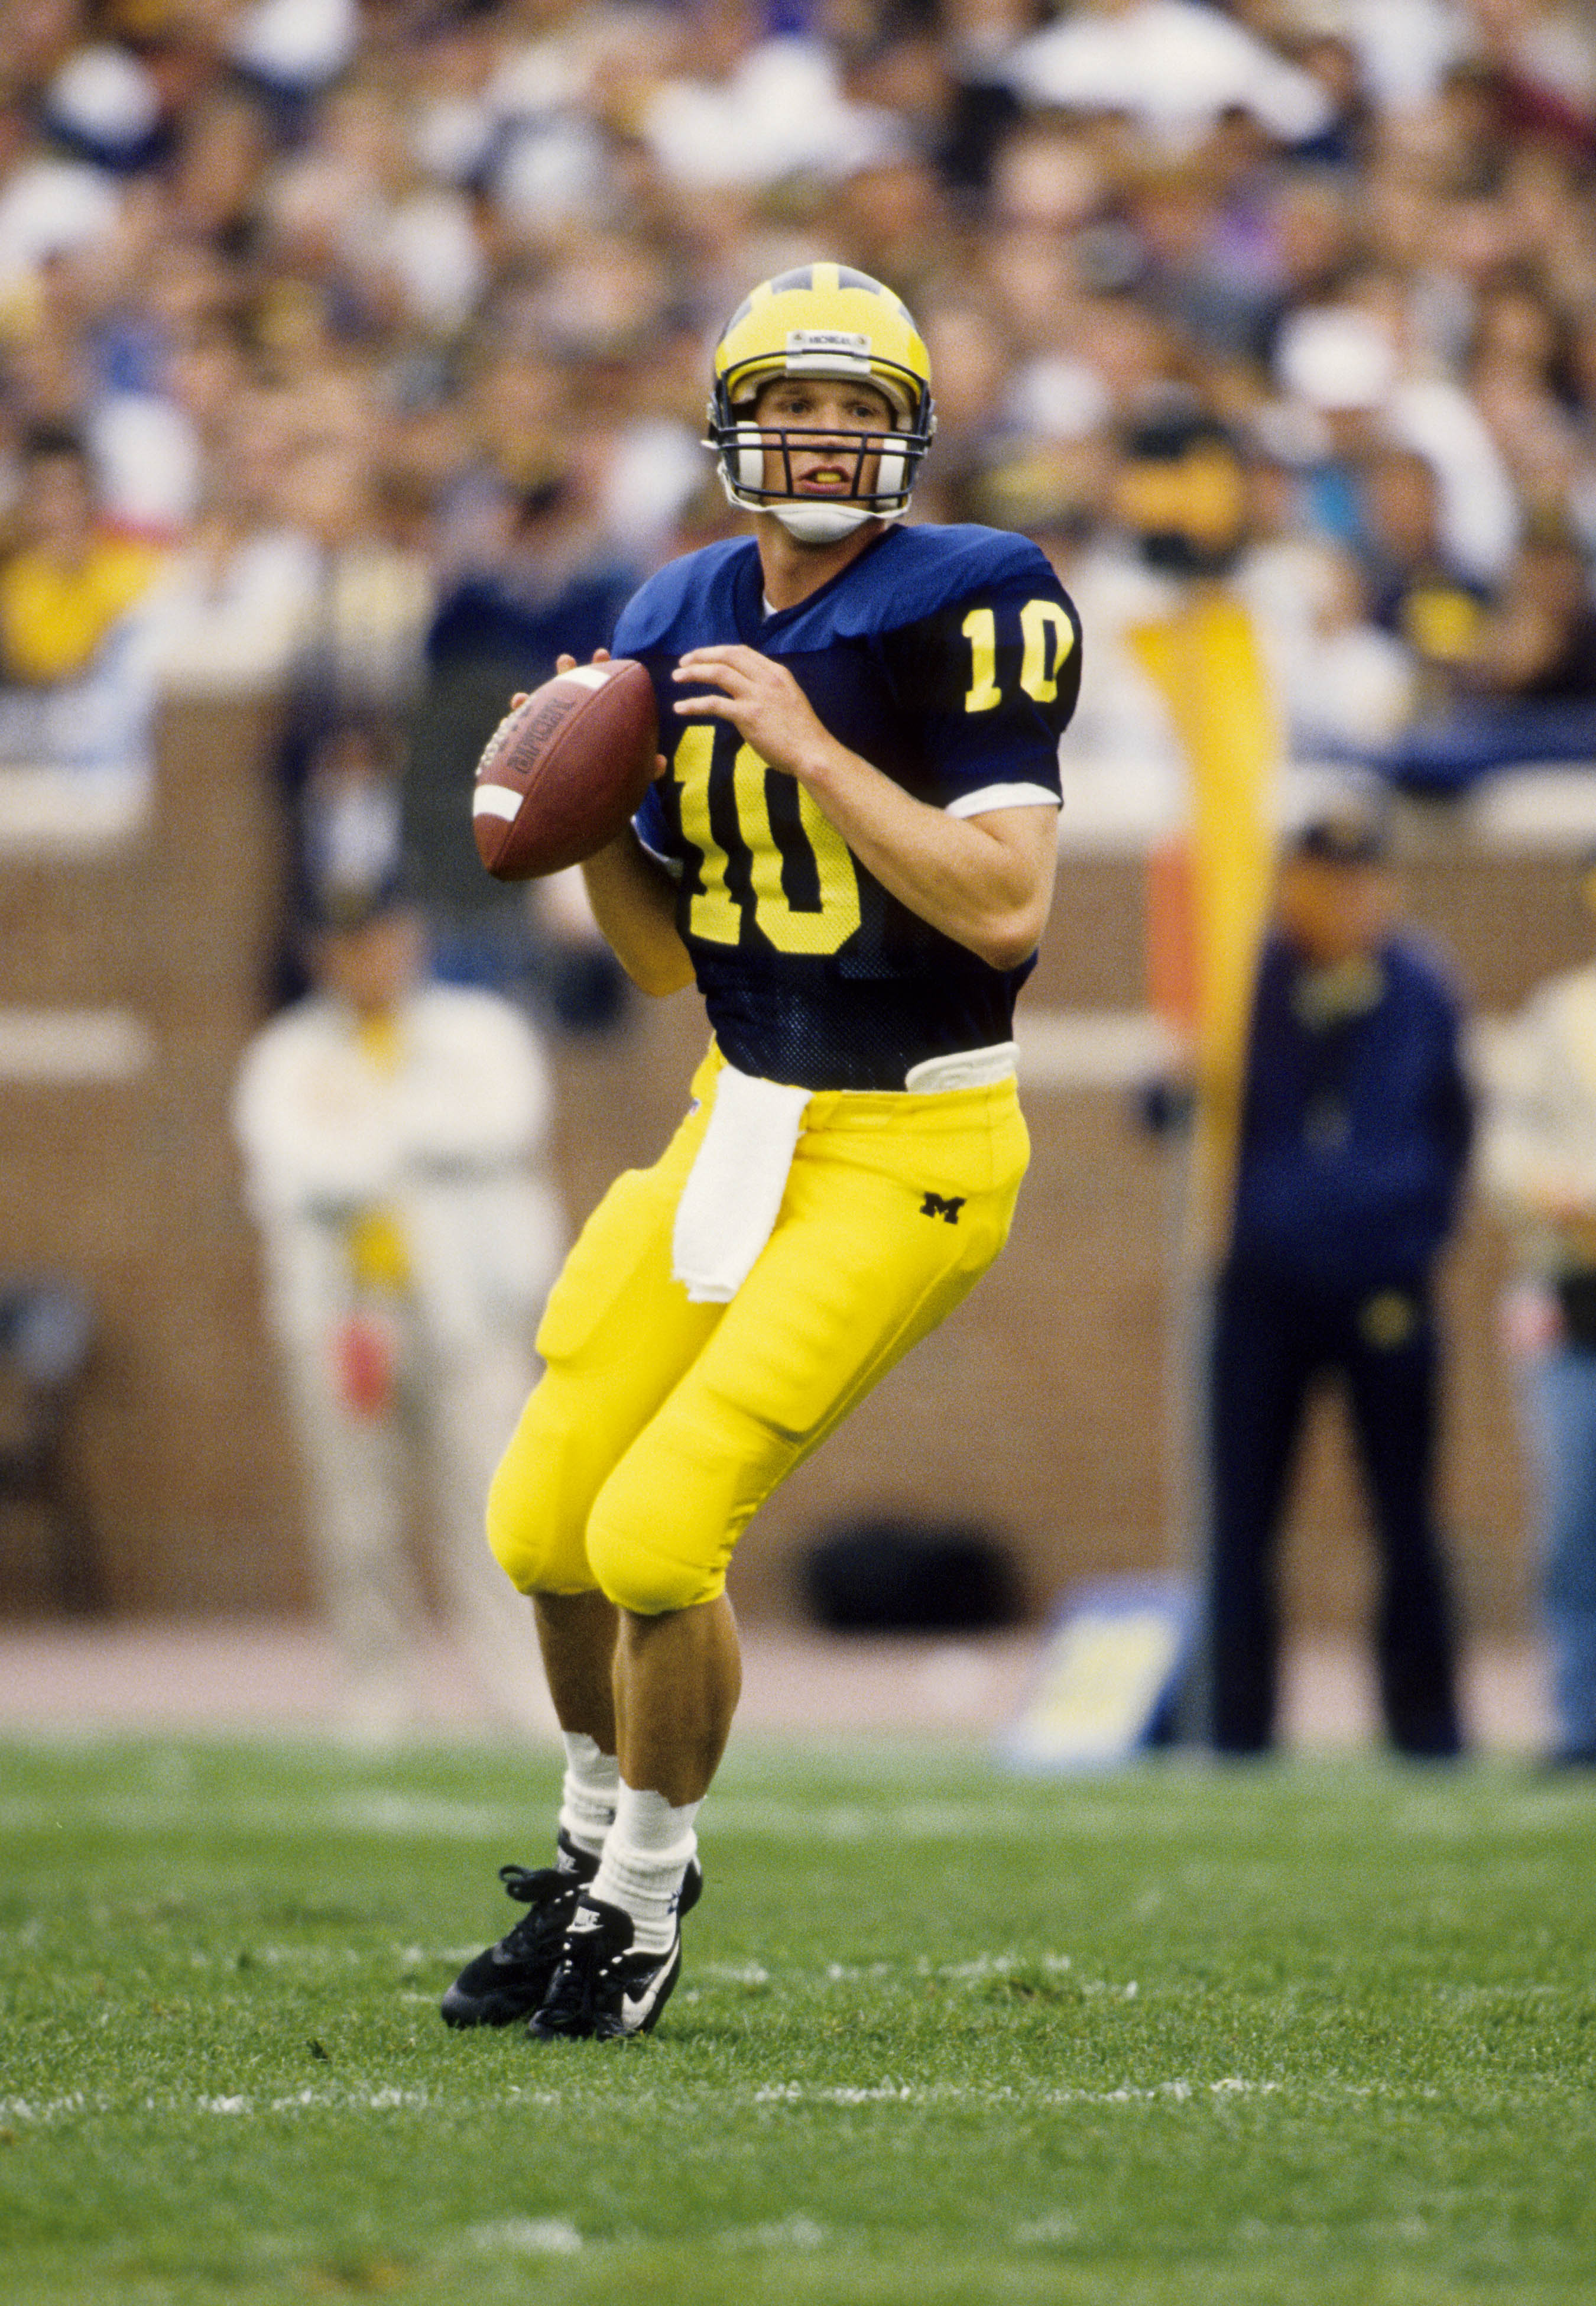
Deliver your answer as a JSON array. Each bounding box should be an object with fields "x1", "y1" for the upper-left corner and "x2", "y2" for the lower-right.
[{"x1": 472, "y1": 658, "x2": 658, "y2": 881}]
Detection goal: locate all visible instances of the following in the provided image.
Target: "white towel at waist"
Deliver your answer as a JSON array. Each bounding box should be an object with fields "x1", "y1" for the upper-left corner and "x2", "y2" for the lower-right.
[
  {"x1": 669, "y1": 1042, "x2": 1019, "y2": 1304},
  {"x1": 671, "y1": 1063, "x2": 811, "y2": 1304}
]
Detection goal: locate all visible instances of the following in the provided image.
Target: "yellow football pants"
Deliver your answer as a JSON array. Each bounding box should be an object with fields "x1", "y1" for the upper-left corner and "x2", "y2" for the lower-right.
[{"x1": 487, "y1": 1045, "x2": 1029, "y2": 1615}]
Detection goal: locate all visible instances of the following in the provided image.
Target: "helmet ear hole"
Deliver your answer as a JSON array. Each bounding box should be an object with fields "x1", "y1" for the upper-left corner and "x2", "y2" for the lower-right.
[{"x1": 731, "y1": 422, "x2": 765, "y2": 493}]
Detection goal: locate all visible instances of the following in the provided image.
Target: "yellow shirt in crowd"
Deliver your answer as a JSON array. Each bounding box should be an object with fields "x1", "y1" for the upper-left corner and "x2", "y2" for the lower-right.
[{"x1": 0, "y1": 535, "x2": 166, "y2": 684}]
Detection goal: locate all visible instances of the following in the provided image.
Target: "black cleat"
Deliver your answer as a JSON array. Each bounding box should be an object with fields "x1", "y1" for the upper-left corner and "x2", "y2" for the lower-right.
[
  {"x1": 528, "y1": 1861, "x2": 703, "y2": 2042},
  {"x1": 440, "y1": 1833, "x2": 599, "y2": 2029}
]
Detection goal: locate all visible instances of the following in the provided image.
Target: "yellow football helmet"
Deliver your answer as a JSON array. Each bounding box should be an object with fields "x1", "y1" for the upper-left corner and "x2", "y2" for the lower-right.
[{"x1": 706, "y1": 264, "x2": 935, "y2": 540}]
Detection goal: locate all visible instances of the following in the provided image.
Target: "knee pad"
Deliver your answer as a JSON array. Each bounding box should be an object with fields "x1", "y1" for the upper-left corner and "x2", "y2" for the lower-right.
[
  {"x1": 485, "y1": 1445, "x2": 596, "y2": 1597},
  {"x1": 584, "y1": 1489, "x2": 724, "y2": 1616}
]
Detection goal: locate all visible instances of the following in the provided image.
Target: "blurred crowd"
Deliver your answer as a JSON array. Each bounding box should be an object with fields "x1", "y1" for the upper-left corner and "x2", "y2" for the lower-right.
[{"x1": 4, "y1": 0, "x2": 1596, "y2": 896}]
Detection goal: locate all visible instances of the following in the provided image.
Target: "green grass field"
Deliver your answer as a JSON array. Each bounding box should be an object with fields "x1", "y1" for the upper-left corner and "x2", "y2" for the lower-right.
[{"x1": 1, "y1": 1733, "x2": 1592, "y2": 2306}]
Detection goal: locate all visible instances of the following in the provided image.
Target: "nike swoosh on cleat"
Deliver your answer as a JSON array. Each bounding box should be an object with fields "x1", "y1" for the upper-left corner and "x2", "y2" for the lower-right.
[{"x1": 619, "y1": 1944, "x2": 680, "y2": 2032}]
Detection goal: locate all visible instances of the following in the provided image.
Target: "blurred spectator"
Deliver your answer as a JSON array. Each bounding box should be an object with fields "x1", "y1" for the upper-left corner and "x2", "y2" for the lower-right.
[
  {"x1": 277, "y1": 423, "x2": 433, "y2": 715},
  {"x1": 1455, "y1": 523, "x2": 1596, "y2": 703},
  {"x1": 230, "y1": 0, "x2": 361, "y2": 112},
  {"x1": 1481, "y1": 857, "x2": 1596, "y2": 1770},
  {"x1": 1237, "y1": 525, "x2": 1418, "y2": 757},
  {"x1": 641, "y1": 2, "x2": 905, "y2": 192},
  {"x1": 1202, "y1": 803, "x2": 1473, "y2": 1758},
  {"x1": 1005, "y1": 0, "x2": 1333, "y2": 153},
  {"x1": 147, "y1": 500, "x2": 316, "y2": 697},
  {"x1": 1469, "y1": 0, "x2": 1596, "y2": 158},
  {"x1": 266, "y1": 388, "x2": 435, "y2": 986},
  {"x1": 232, "y1": 868, "x2": 563, "y2": 1743},
  {"x1": 0, "y1": 106, "x2": 123, "y2": 325},
  {"x1": 1286, "y1": 32, "x2": 1375, "y2": 169},
  {"x1": 1274, "y1": 289, "x2": 1522, "y2": 587},
  {"x1": 1356, "y1": 445, "x2": 1490, "y2": 706},
  {"x1": 1359, "y1": 521, "x2": 1596, "y2": 789},
  {"x1": 1233, "y1": 448, "x2": 1419, "y2": 754},
  {"x1": 406, "y1": 448, "x2": 637, "y2": 1023},
  {"x1": 299, "y1": 714, "x2": 404, "y2": 915},
  {"x1": 1123, "y1": 156, "x2": 1280, "y2": 365},
  {"x1": 0, "y1": 419, "x2": 166, "y2": 780},
  {"x1": 0, "y1": 423, "x2": 158, "y2": 676},
  {"x1": 1328, "y1": 0, "x2": 1471, "y2": 117},
  {"x1": 424, "y1": 461, "x2": 637, "y2": 685}
]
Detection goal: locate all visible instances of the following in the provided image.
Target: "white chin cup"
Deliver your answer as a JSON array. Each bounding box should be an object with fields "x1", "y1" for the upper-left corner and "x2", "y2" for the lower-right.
[{"x1": 770, "y1": 500, "x2": 878, "y2": 543}]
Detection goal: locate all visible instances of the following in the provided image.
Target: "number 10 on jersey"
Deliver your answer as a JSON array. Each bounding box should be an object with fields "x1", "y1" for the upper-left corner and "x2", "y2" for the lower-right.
[
  {"x1": 672, "y1": 723, "x2": 862, "y2": 956},
  {"x1": 962, "y1": 598, "x2": 1074, "y2": 714}
]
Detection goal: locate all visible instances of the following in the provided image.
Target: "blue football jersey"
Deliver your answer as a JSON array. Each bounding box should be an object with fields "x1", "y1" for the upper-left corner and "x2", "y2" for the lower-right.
[{"x1": 618, "y1": 523, "x2": 1081, "y2": 1092}]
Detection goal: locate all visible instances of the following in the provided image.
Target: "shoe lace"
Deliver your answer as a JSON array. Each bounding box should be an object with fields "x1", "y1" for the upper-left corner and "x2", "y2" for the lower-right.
[
  {"x1": 495, "y1": 1865, "x2": 579, "y2": 1954},
  {"x1": 543, "y1": 1906, "x2": 631, "y2": 2019}
]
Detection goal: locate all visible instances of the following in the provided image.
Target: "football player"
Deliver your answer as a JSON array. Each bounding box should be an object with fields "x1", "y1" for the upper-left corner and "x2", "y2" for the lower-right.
[{"x1": 442, "y1": 265, "x2": 1082, "y2": 2041}]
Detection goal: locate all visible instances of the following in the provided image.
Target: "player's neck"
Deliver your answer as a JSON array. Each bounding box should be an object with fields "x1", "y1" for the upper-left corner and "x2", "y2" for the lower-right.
[{"x1": 755, "y1": 514, "x2": 887, "y2": 613}]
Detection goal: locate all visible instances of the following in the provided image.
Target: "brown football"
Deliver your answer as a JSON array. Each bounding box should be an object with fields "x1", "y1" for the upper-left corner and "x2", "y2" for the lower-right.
[{"x1": 472, "y1": 657, "x2": 658, "y2": 881}]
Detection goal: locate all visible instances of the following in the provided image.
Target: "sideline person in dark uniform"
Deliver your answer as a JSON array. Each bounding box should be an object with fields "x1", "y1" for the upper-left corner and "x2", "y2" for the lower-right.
[{"x1": 1204, "y1": 803, "x2": 1473, "y2": 1757}]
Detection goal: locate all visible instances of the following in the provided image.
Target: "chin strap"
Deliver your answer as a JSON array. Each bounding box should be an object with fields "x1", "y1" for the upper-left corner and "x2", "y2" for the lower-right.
[{"x1": 768, "y1": 500, "x2": 886, "y2": 544}]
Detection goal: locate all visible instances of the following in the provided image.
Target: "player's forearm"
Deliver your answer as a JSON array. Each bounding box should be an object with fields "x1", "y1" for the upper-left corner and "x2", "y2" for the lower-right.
[
  {"x1": 580, "y1": 830, "x2": 696, "y2": 996},
  {"x1": 793, "y1": 737, "x2": 1055, "y2": 971},
  {"x1": 669, "y1": 640, "x2": 1057, "y2": 969}
]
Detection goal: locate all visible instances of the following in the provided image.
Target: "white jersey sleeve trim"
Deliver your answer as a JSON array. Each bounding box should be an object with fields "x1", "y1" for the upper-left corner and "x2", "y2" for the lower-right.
[{"x1": 945, "y1": 782, "x2": 1062, "y2": 820}]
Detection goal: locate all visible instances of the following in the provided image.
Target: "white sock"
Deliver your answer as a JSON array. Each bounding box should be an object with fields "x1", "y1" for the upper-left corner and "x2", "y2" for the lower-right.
[
  {"x1": 556, "y1": 1731, "x2": 619, "y2": 1865},
  {"x1": 589, "y1": 1782, "x2": 700, "y2": 1955}
]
